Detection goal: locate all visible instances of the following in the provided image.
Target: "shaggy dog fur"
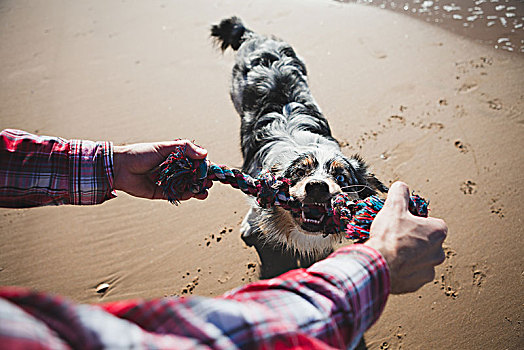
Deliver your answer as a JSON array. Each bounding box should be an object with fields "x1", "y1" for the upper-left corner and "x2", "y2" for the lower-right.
[{"x1": 211, "y1": 17, "x2": 386, "y2": 277}]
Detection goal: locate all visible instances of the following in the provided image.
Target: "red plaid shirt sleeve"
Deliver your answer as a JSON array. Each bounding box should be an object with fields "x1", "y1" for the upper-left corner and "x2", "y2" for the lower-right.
[
  {"x1": 0, "y1": 129, "x2": 116, "y2": 207},
  {"x1": 0, "y1": 244, "x2": 390, "y2": 349}
]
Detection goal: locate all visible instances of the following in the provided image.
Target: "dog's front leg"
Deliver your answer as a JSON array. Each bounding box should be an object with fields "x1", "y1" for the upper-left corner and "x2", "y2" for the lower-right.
[{"x1": 240, "y1": 206, "x2": 262, "y2": 246}]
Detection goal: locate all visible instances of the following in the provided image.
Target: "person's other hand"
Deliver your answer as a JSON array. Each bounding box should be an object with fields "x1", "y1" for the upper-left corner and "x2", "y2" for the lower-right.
[
  {"x1": 113, "y1": 140, "x2": 212, "y2": 201},
  {"x1": 365, "y1": 182, "x2": 447, "y2": 294}
]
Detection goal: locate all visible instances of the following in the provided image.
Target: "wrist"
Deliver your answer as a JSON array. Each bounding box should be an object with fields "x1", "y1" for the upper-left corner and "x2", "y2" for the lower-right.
[
  {"x1": 112, "y1": 145, "x2": 128, "y2": 191},
  {"x1": 364, "y1": 238, "x2": 396, "y2": 275},
  {"x1": 364, "y1": 238, "x2": 387, "y2": 264}
]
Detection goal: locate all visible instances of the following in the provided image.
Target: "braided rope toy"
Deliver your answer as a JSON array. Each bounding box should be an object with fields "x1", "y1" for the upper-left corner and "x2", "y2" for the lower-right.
[{"x1": 155, "y1": 146, "x2": 428, "y2": 241}]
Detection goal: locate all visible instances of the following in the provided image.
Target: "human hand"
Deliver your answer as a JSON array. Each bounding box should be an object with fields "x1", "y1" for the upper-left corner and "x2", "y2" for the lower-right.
[
  {"x1": 113, "y1": 140, "x2": 212, "y2": 201},
  {"x1": 365, "y1": 182, "x2": 447, "y2": 294}
]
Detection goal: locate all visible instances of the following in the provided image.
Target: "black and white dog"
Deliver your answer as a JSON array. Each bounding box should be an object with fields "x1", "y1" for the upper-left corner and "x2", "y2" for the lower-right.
[{"x1": 211, "y1": 17, "x2": 386, "y2": 275}]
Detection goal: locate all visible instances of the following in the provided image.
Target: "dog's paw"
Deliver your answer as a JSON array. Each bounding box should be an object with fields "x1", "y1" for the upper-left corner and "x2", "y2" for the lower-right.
[{"x1": 240, "y1": 207, "x2": 261, "y2": 246}]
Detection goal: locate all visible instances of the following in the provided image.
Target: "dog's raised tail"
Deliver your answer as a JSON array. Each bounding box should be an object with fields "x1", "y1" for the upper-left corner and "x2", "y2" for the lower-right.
[{"x1": 211, "y1": 16, "x2": 251, "y2": 51}]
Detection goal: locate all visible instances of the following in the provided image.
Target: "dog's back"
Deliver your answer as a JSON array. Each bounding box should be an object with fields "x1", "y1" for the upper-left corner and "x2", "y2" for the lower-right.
[{"x1": 211, "y1": 17, "x2": 338, "y2": 175}]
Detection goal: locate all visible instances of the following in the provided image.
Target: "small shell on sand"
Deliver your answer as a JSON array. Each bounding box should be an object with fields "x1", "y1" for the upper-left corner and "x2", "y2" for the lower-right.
[{"x1": 96, "y1": 283, "x2": 110, "y2": 294}]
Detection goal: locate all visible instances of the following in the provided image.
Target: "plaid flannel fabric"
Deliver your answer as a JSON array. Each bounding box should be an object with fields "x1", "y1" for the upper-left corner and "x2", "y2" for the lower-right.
[
  {"x1": 0, "y1": 129, "x2": 116, "y2": 207},
  {"x1": 0, "y1": 245, "x2": 389, "y2": 349}
]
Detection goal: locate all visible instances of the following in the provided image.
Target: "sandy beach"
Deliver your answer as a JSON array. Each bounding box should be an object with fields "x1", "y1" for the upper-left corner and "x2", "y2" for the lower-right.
[{"x1": 1, "y1": 0, "x2": 523, "y2": 348}]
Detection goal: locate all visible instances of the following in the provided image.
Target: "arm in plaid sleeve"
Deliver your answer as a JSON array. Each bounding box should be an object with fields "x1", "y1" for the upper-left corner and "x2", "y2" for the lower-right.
[
  {"x1": 0, "y1": 129, "x2": 116, "y2": 207},
  {"x1": 215, "y1": 244, "x2": 390, "y2": 349},
  {"x1": 0, "y1": 244, "x2": 389, "y2": 349}
]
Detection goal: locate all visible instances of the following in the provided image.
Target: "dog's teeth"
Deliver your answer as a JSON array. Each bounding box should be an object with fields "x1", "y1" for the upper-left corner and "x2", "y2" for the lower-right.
[
  {"x1": 301, "y1": 211, "x2": 306, "y2": 221},
  {"x1": 304, "y1": 217, "x2": 322, "y2": 224}
]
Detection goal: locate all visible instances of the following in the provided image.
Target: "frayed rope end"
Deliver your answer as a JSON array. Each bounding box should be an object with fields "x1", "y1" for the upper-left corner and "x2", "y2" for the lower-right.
[{"x1": 155, "y1": 146, "x2": 209, "y2": 205}]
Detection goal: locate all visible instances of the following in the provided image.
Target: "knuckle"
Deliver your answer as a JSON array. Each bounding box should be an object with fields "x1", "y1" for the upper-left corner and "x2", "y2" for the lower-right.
[{"x1": 391, "y1": 181, "x2": 408, "y2": 190}]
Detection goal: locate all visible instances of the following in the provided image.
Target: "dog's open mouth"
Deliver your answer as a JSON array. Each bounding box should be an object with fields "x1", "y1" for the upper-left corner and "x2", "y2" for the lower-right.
[{"x1": 298, "y1": 202, "x2": 330, "y2": 233}]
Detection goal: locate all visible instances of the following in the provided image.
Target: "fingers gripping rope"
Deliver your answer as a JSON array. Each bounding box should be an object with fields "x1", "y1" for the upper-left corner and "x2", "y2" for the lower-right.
[{"x1": 155, "y1": 146, "x2": 428, "y2": 241}]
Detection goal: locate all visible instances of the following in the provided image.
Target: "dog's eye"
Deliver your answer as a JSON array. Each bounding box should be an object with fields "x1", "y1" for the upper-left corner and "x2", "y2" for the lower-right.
[
  {"x1": 335, "y1": 174, "x2": 346, "y2": 183},
  {"x1": 295, "y1": 169, "x2": 306, "y2": 177}
]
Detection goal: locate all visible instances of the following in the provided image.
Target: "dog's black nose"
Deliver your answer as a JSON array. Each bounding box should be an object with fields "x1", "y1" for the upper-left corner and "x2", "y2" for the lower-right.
[{"x1": 305, "y1": 180, "x2": 330, "y2": 197}]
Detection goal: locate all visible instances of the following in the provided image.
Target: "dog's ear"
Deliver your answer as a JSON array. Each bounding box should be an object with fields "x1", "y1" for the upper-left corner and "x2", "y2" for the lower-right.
[
  {"x1": 365, "y1": 173, "x2": 388, "y2": 194},
  {"x1": 350, "y1": 154, "x2": 388, "y2": 198},
  {"x1": 356, "y1": 173, "x2": 386, "y2": 199}
]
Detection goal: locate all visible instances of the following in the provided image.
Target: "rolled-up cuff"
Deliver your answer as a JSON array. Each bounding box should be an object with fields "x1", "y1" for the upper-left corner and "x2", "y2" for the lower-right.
[{"x1": 68, "y1": 139, "x2": 117, "y2": 205}]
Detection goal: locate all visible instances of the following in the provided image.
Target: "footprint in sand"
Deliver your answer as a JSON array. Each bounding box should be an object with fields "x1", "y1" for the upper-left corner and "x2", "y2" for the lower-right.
[
  {"x1": 388, "y1": 115, "x2": 406, "y2": 125},
  {"x1": 354, "y1": 109, "x2": 410, "y2": 148},
  {"x1": 241, "y1": 262, "x2": 258, "y2": 283},
  {"x1": 339, "y1": 140, "x2": 357, "y2": 151},
  {"x1": 490, "y1": 207, "x2": 504, "y2": 218},
  {"x1": 455, "y1": 57, "x2": 492, "y2": 75},
  {"x1": 179, "y1": 268, "x2": 202, "y2": 295},
  {"x1": 490, "y1": 205, "x2": 504, "y2": 218},
  {"x1": 458, "y1": 82, "x2": 479, "y2": 94},
  {"x1": 435, "y1": 247, "x2": 459, "y2": 299},
  {"x1": 453, "y1": 105, "x2": 467, "y2": 118},
  {"x1": 488, "y1": 98, "x2": 503, "y2": 110},
  {"x1": 489, "y1": 198, "x2": 505, "y2": 218},
  {"x1": 217, "y1": 271, "x2": 231, "y2": 284},
  {"x1": 418, "y1": 122, "x2": 445, "y2": 131},
  {"x1": 460, "y1": 180, "x2": 477, "y2": 195},
  {"x1": 200, "y1": 227, "x2": 233, "y2": 247},
  {"x1": 379, "y1": 325, "x2": 405, "y2": 350},
  {"x1": 454, "y1": 140, "x2": 469, "y2": 153},
  {"x1": 472, "y1": 265, "x2": 487, "y2": 287}
]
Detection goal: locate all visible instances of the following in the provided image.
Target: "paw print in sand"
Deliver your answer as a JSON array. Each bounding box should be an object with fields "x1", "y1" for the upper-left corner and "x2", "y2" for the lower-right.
[
  {"x1": 460, "y1": 180, "x2": 477, "y2": 195},
  {"x1": 179, "y1": 269, "x2": 202, "y2": 295},
  {"x1": 241, "y1": 262, "x2": 258, "y2": 283},
  {"x1": 199, "y1": 227, "x2": 233, "y2": 247}
]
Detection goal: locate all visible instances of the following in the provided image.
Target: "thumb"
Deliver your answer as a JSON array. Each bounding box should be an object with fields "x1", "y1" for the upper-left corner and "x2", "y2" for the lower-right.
[{"x1": 383, "y1": 181, "x2": 410, "y2": 215}]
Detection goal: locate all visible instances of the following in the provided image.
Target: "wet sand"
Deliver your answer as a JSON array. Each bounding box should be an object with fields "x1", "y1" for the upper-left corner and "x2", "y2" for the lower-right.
[
  {"x1": 0, "y1": 0, "x2": 523, "y2": 348},
  {"x1": 339, "y1": 0, "x2": 524, "y2": 54}
]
